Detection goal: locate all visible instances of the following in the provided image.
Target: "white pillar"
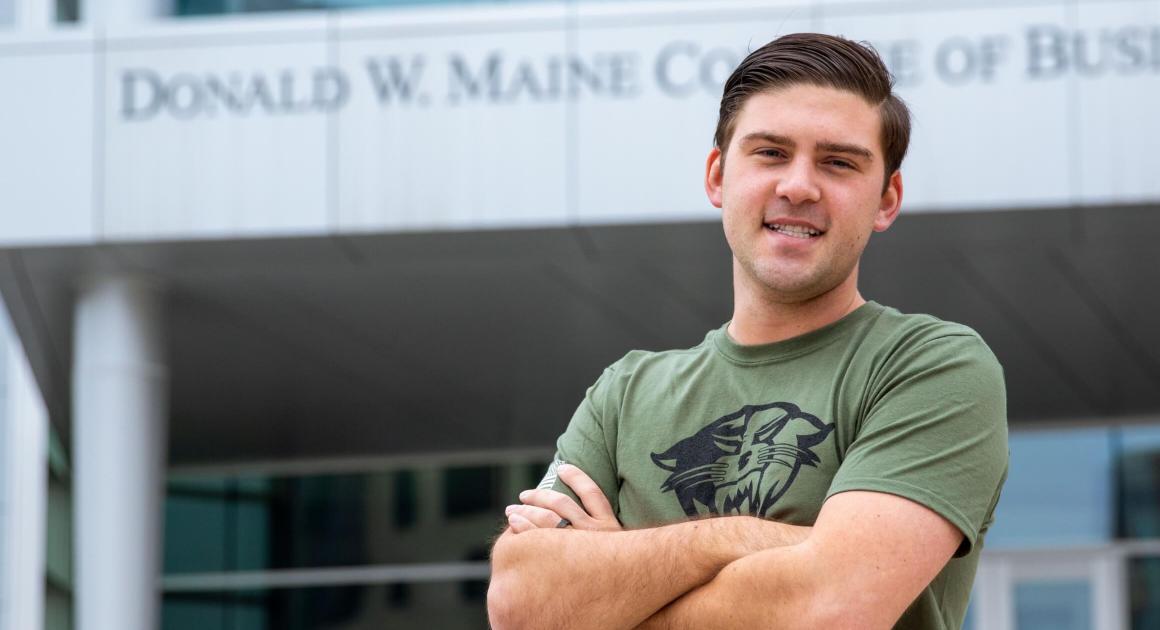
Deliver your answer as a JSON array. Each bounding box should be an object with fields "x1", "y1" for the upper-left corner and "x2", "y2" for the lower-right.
[
  {"x1": 0, "y1": 304, "x2": 48, "y2": 630},
  {"x1": 973, "y1": 555, "x2": 1013, "y2": 630},
  {"x1": 1093, "y1": 551, "x2": 1128, "y2": 630},
  {"x1": 73, "y1": 277, "x2": 167, "y2": 630}
]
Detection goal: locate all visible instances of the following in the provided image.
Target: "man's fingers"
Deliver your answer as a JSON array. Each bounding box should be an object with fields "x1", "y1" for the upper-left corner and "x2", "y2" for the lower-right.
[
  {"x1": 513, "y1": 468, "x2": 620, "y2": 531},
  {"x1": 517, "y1": 489, "x2": 589, "y2": 524},
  {"x1": 507, "y1": 512, "x2": 535, "y2": 533},
  {"x1": 557, "y1": 464, "x2": 615, "y2": 519},
  {"x1": 506, "y1": 504, "x2": 565, "y2": 530}
]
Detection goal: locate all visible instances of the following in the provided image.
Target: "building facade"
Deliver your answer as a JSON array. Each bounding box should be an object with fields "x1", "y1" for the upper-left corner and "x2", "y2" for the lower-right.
[{"x1": 2, "y1": 0, "x2": 1160, "y2": 629}]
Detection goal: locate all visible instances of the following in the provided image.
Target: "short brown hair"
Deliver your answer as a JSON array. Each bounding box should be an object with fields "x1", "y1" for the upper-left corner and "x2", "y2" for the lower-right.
[{"x1": 714, "y1": 33, "x2": 911, "y2": 188}]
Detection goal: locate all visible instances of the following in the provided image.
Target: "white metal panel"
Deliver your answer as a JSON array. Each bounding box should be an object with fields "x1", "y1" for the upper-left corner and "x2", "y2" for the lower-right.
[
  {"x1": 1, "y1": 0, "x2": 1159, "y2": 248},
  {"x1": 1073, "y1": 1, "x2": 1160, "y2": 204},
  {"x1": 101, "y1": 37, "x2": 332, "y2": 239},
  {"x1": 821, "y1": 4, "x2": 1074, "y2": 212},
  {"x1": 573, "y1": 12, "x2": 815, "y2": 225},
  {"x1": 0, "y1": 51, "x2": 95, "y2": 244},
  {"x1": 334, "y1": 25, "x2": 571, "y2": 232},
  {"x1": 13, "y1": 0, "x2": 49, "y2": 30},
  {"x1": 87, "y1": 0, "x2": 168, "y2": 28}
]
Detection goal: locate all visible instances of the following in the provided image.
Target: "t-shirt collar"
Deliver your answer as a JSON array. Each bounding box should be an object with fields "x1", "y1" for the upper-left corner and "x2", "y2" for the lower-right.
[{"x1": 712, "y1": 301, "x2": 884, "y2": 364}]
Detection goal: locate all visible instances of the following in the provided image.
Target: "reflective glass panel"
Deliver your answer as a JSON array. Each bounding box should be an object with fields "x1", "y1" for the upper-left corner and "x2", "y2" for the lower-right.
[
  {"x1": 1130, "y1": 557, "x2": 1160, "y2": 629},
  {"x1": 164, "y1": 465, "x2": 512, "y2": 573},
  {"x1": 56, "y1": 0, "x2": 79, "y2": 22},
  {"x1": 988, "y1": 428, "x2": 1114, "y2": 548},
  {"x1": 163, "y1": 583, "x2": 488, "y2": 630},
  {"x1": 1119, "y1": 426, "x2": 1160, "y2": 539},
  {"x1": 1014, "y1": 579, "x2": 1092, "y2": 630}
]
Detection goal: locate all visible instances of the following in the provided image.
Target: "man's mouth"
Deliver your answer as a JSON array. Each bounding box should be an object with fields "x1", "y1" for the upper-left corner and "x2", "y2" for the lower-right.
[{"x1": 764, "y1": 223, "x2": 823, "y2": 239}]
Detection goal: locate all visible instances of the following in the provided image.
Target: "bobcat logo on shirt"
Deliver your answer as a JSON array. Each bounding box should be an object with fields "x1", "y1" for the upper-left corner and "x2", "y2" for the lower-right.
[{"x1": 650, "y1": 402, "x2": 833, "y2": 517}]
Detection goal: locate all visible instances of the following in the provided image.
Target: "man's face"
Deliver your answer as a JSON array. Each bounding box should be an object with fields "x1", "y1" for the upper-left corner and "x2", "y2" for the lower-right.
[{"x1": 706, "y1": 84, "x2": 902, "y2": 304}]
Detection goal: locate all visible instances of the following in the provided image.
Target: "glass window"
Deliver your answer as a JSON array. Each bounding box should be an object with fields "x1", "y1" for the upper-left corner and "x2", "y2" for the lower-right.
[
  {"x1": 175, "y1": 0, "x2": 551, "y2": 17},
  {"x1": 45, "y1": 587, "x2": 73, "y2": 630},
  {"x1": 164, "y1": 463, "x2": 517, "y2": 573},
  {"x1": 988, "y1": 427, "x2": 1115, "y2": 548},
  {"x1": 525, "y1": 460, "x2": 552, "y2": 488},
  {"x1": 163, "y1": 583, "x2": 489, "y2": 630},
  {"x1": 46, "y1": 425, "x2": 73, "y2": 630},
  {"x1": 1130, "y1": 557, "x2": 1160, "y2": 630},
  {"x1": 443, "y1": 465, "x2": 500, "y2": 518},
  {"x1": 1014, "y1": 579, "x2": 1093, "y2": 630},
  {"x1": 164, "y1": 590, "x2": 268, "y2": 630},
  {"x1": 1119, "y1": 426, "x2": 1160, "y2": 539},
  {"x1": 0, "y1": 0, "x2": 12, "y2": 26},
  {"x1": 393, "y1": 470, "x2": 417, "y2": 530},
  {"x1": 165, "y1": 477, "x2": 273, "y2": 573},
  {"x1": 56, "y1": 0, "x2": 79, "y2": 22}
]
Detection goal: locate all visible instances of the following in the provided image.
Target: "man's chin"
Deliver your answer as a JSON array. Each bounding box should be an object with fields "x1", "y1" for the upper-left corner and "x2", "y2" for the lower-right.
[{"x1": 744, "y1": 268, "x2": 844, "y2": 304}]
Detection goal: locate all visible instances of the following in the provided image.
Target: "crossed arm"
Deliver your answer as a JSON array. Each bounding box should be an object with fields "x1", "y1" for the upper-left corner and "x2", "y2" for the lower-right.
[{"x1": 487, "y1": 464, "x2": 961, "y2": 630}]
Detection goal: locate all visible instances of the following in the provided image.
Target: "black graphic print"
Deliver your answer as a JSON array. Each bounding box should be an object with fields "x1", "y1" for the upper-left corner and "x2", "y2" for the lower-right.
[{"x1": 650, "y1": 402, "x2": 833, "y2": 517}]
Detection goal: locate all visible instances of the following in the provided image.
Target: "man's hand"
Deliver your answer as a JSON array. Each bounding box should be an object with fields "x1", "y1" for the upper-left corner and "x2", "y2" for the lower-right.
[{"x1": 505, "y1": 464, "x2": 623, "y2": 533}]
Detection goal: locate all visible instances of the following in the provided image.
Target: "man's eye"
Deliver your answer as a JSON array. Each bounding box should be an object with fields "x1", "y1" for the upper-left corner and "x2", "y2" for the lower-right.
[
  {"x1": 828, "y1": 159, "x2": 855, "y2": 170},
  {"x1": 758, "y1": 148, "x2": 786, "y2": 158}
]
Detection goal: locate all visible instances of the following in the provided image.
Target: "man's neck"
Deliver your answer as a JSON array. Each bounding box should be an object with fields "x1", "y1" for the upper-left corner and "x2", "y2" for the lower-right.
[{"x1": 727, "y1": 265, "x2": 866, "y2": 346}]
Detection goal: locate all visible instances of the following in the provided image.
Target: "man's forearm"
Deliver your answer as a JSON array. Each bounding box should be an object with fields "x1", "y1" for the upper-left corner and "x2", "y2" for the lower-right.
[
  {"x1": 636, "y1": 543, "x2": 821, "y2": 630},
  {"x1": 487, "y1": 516, "x2": 809, "y2": 630},
  {"x1": 638, "y1": 491, "x2": 965, "y2": 630}
]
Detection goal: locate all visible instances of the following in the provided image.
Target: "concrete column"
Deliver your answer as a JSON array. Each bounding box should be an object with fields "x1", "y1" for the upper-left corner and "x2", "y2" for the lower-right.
[
  {"x1": 1094, "y1": 552, "x2": 1128, "y2": 630},
  {"x1": 0, "y1": 304, "x2": 47, "y2": 630},
  {"x1": 73, "y1": 277, "x2": 167, "y2": 630}
]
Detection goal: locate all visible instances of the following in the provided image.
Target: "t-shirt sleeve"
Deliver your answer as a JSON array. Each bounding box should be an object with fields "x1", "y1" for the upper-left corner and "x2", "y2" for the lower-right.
[
  {"x1": 535, "y1": 365, "x2": 622, "y2": 515},
  {"x1": 826, "y1": 333, "x2": 1008, "y2": 557}
]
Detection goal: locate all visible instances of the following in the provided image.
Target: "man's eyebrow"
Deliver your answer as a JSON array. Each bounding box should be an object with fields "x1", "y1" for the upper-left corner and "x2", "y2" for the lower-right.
[
  {"x1": 816, "y1": 141, "x2": 874, "y2": 162},
  {"x1": 739, "y1": 132, "x2": 796, "y2": 148}
]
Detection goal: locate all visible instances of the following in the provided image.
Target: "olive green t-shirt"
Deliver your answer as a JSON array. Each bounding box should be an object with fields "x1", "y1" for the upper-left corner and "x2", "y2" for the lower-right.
[{"x1": 541, "y1": 301, "x2": 1008, "y2": 630}]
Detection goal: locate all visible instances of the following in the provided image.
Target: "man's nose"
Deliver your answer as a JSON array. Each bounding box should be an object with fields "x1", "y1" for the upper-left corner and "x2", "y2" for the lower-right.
[{"x1": 775, "y1": 159, "x2": 822, "y2": 205}]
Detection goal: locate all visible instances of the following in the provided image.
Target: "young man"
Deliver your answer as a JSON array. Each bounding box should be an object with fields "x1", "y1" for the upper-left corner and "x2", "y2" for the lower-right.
[{"x1": 488, "y1": 33, "x2": 1007, "y2": 630}]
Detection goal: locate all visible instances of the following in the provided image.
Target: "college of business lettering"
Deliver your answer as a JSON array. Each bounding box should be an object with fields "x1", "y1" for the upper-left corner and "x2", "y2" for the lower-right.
[{"x1": 120, "y1": 23, "x2": 1160, "y2": 121}]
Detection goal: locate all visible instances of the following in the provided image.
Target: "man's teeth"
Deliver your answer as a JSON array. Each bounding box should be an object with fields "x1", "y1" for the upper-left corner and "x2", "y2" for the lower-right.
[{"x1": 766, "y1": 223, "x2": 821, "y2": 238}]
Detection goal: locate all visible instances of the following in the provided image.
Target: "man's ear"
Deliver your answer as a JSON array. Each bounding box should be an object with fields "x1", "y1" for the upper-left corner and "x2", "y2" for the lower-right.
[
  {"x1": 705, "y1": 147, "x2": 724, "y2": 209},
  {"x1": 874, "y1": 170, "x2": 903, "y2": 232}
]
